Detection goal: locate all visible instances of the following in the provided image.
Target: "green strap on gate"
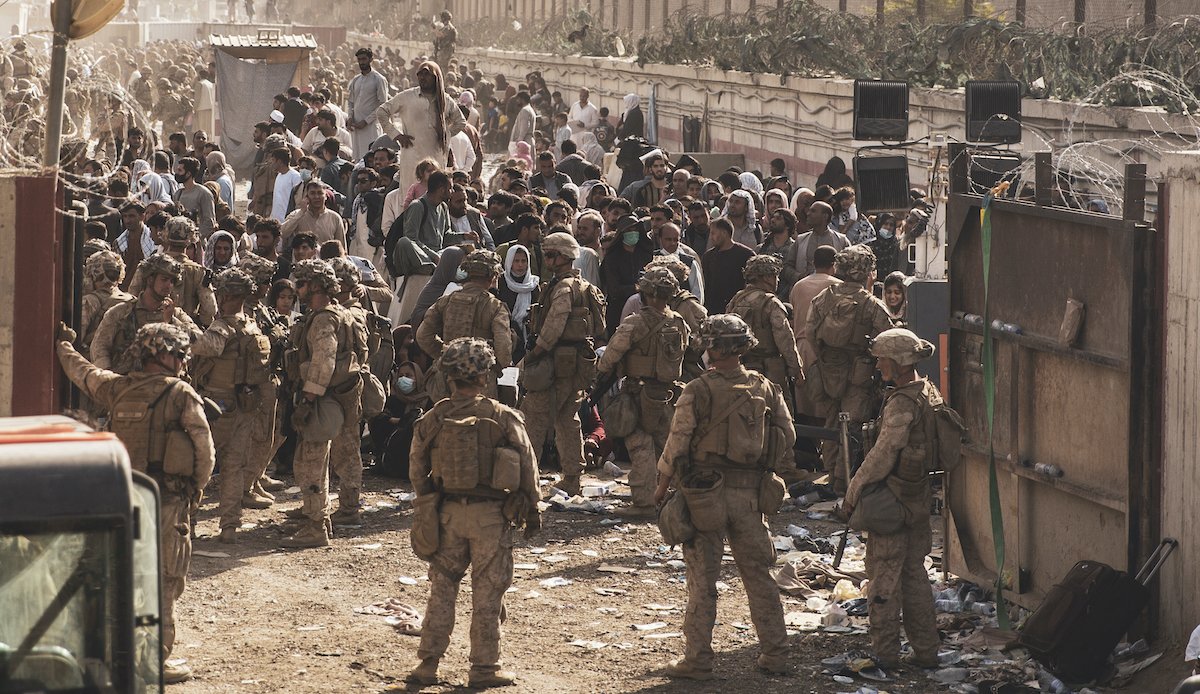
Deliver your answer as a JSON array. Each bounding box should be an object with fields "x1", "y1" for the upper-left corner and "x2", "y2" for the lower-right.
[{"x1": 980, "y1": 188, "x2": 1011, "y2": 629}]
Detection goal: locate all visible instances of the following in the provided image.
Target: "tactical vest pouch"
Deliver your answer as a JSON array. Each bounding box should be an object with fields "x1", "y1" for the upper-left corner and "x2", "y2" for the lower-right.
[
  {"x1": 235, "y1": 385, "x2": 263, "y2": 413},
  {"x1": 639, "y1": 381, "x2": 674, "y2": 434},
  {"x1": 492, "y1": 446, "x2": 522, "y2": 492},
  {"x1": 283, "y1": 348, "x2": 301, "y2": 385},
  {"x1": 681, "y1": 470, "x2": 726, "y2": 532},
  {"x1": 360, "y1": 371, "x2": 387, "y2": 419},
  {"x1": 111, "y1": 400, "x2": 153, "y2": 465},
  {"x1": 758, "y1": 472, "x2": 786, "y2": 515},
  {"x1": 431, "y1": 416, "x2": 481, "y2": 490},
  {"x1": 656, "y1": 325, "x2": 685, "y2": 381},
  {"x1": 602, "y1": 386, "x2": 639, "y2": 438},
  {"x1": 560, "y1": 309, "x2": 591, "y2": 342},
  {"x1": 814, "y1": 291, "x2": 870, "y2": 349},
  {"x1": 626, "y1": 354, "x2": 656, "y2": 379},
  {"x1": 241, "y1": 334, "x2": 272, "y2": 386},
  {"x1": 725, "y1": 395, "x2": 768, "y2": 466},
  {"x1": 656, "y1": 490, "x2": 695, "y2": 546},
  {"x1": 554, "y1": 345, "x2": 579, "y2": 375},
  {"x1": 520, "y1": 354, "x2": 555, "y2": 392},
  {"x1": 849, "y1": 481, "x2": 908, "y2": 535},
  {"x1": 410, "y1": 492, "x2": 441, "y2": 561},
  {"x1": 162, "y1": 430, "x2": 195, "y2": 476}
]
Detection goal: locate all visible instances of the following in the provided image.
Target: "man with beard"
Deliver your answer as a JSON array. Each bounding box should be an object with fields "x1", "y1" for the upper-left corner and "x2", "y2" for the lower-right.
[
  {"x1": 786, "y1": 200, "x2": 850, "y2": 280},
  {"x1": 173, "y1": 156, "x2": 216, "y2": 238},
  {"x1": 375, "y1": 60, "x2": 466, "y2": 191},
  {"x1": 347, "y1": 48, "x2": 390, "y2": 159},
  {"x1": 620, "y1": 150, "x2": 670, "y2": 209},
  {"x1": 683, "y1": 200, "x2": 711, "y2": 254},
  {"x1": 447, "y1": 184, "x2": 496, "y2": 249}
]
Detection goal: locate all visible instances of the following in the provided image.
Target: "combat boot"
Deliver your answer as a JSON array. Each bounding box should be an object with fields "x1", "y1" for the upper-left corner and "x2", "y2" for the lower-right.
[
  {"x1": 260, "y1": 474, "x2": 287, "y2": 491},
  {"x1": 614, "y1": 503, "x2": 656, "y2": 519},
  {"x1": 664, "y1": 658, "x2": 713, "y2": 681},
  {"x1": 241, "y1": 493, "x2": 272, "y2": 510},
  {"x1": 559, "y1": 475, "x2": 581, "y2": 496},
  {"x1": 756, "y1": 654, "x2": 791, "y2": 675},
  {"x1": 405, "y1": 657, "x2": 440, "y2": 685},
  {"x1": 284, "y1": 505, "x2": 306, "y2": 519},
  {"x1": 218, "y1": 527, "x2": 238, "y2": 544},
  {"x1": 901, "y1": 652, "x2": 939, "y2": 669},
  {"x1": 331, "y1": 488, "x2": 362, "y2": 525},
  {"x1": 252, "y1": 479, "x2": 276, "y2": 502},
  {"x1": 163, "y1": 661, "x2": 192, "y2": 684},
  {"x1": 280, "y1": 521, "x2": 330, "y2": 549},
  {"x1": 467, "y1": 669, "x2": 517, "y2": 688}
]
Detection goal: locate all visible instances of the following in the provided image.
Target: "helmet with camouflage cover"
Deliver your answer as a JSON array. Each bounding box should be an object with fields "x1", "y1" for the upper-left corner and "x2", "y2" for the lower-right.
[
  {"x1": 636, "y1": 266, "x2": 679, "y2": 299},
  {"x1": 835, "y1": 244, "x2": 876, "y2": 282},
  {"x1": 439, "y1": 337, "x2": 496, "y2": 381},
  {"x1": 82, "y1": 237, "x2": 112, "y2": 261},
  {"x1": 291, "y1": 258, "x2": 339, "y2": 294},
  {"x1": 870, "y1": 327, "x2": 935, "y2": 367},
  {"x1": 460, "y1": 249, "x2": 501, "y2": 278},
  {"x1": 743, "y1": 253, "x2": 783, "y2": 280},
  {"x1": 698, "y1": 313, "x2": 758, "y2": 355},
  {"x1": 129, "y1": 322, "x2": 192, "y2": 367},
  {"x1": 85, "y1": 250, "x2": 125, "y2": 286},
  {"x1": 646, "y1": 254, "x2": 689, "y2": 283},
  {"x1": 238, "y1": 253, "x2": 277, "y2": 287},
  {"x1": 138, "y1": 253, "x2": 183, "y2": 285},
  {"x1": 164, "y1": 215, "x2": 199, "y2": 248},
  {"x1": 211, "y1": 268, "x2": 256, "y2": 297},
  {"x1": 542, "y1": 231, "x2": 580, "y2": 259},
  {"x1": 328, "y1": 256, "x2": 360, "y2": 291}
]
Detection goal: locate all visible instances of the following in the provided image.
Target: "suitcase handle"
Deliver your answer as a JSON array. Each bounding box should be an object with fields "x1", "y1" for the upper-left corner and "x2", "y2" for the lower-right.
[{"x1": 1134, "y1": 538, "x2": 1179, "y2": 586}]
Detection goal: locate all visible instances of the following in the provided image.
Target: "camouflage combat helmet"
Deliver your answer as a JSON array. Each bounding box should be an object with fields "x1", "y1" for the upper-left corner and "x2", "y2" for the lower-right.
[
  {"x1": 698, "y1": 313, "x2": 758, "y2": 355},
  {"x1": 646, "y1": 254, "x2": 690, "y2": 284},
  {"x1": 439, "y1": 337, "x2": 496, "y2": 381},
  {"x1": 460, "y1": 249, "x2": 501, "y2": 278},
  {"x1": 291, "y1": 258, "x2": 339, "y2": 294},
  {"x1": 138, "y1": 252, "x2": 183, "y2": 284},
  {"x1": 82, "y1": 237, "x2": 112, "y2": 260},
  {"x1": 541, "y1": 231, "x2": 580, "y2": 259},
  {"x1": 238, "y1": 253, "x2": 277, "y2": 287},
  {"x1": 870, "y1": 327, "x2": 935, "y2": 367},
  {"x1": 164, "y1": 215, "x2": 198, "y2": 247},
  {"x1": 637, "y1": 266, "x2": 679, "y2": 299},
  {"x1": 129, "y1": 322, "x2": 192, "y2": 367},
  {"x1": 743, "y1": 253, "x2": 783, "y2": 280},
  {"x1": 211, "y1": 268, "x2": 256, "y2": 297},
  {"x1": 835, "y1": 244, "x2": 876, "y2": 282},
  {"x1": 85, "y1": 250, "x2": 125, "y2": 286},
  {"x1": 328, "y1": 256, "x2": 360, "y2": 292}
]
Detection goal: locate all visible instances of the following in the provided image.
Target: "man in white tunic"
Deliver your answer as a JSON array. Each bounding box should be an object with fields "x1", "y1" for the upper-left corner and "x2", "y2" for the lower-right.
[
  {"x1": 347, "y1": 48, "x2": 389, "y2": 161},
  {"x1": 374, "y1": 61, "x2": 466, "y2": 191}
]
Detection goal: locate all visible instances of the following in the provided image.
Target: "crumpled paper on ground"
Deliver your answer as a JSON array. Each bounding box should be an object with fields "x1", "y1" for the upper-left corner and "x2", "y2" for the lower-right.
[
  {"x1": 355, "y1": 598, "x2": 423, "y2": 635},
  {"x1": 773, "y1": 553, "x2": 868, "y2": 597}
]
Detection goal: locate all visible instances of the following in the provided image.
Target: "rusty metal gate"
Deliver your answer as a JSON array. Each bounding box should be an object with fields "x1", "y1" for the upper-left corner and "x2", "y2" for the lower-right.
[{"x1": 944, "y1": 150, "x2": 1159, "y2": 611}]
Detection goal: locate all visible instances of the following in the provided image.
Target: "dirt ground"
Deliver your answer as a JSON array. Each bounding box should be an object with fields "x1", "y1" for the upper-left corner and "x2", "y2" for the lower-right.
[{"x1": 168, "y1": 464, "x2": 1189, "y2": 694}]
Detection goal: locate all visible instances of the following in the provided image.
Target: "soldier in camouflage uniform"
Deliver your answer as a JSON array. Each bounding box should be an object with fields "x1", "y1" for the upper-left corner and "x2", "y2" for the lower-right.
[
  {"x1": 596, "y1": 267, "x2": 690, "y2": 516},
  {"x1": 726, "y1": 254, "x2": 802, "y2": 411},
  {"x1": 56, "y1": 322, "x2": 215, "y2": 684},
  {"x1": 654, "y1": 314, "x2": 795, "y2": 680},
  {"x1": 281, "y1": 259, "x2": 367, "y2": 547},
  {"x1": 324, "y1": 256, "x2": 371, "y2": 526},
  {"x1": 645, "y1": 254, "x2": 708, "y2": 382},
  {"x1": 238, "y1": 253, "x2": 289, "y2": 500},
  {"x1": 190, "y1": 269, "x2": 274, "y2": 543},
  {"x1": 79, "y1": 251, "x2": 134, "y2": 359},
  {"x1": 520, "y1": 232, "x2": 605, "y2": 496},
  {"x1": 844, "y1": 328, "x2": 941, "y2": 669},
  {"x1": 407, "y1": 338, "x2": 541, "y2": 689},
  {"x1": 155, "y1": 78, "x2": 193, "y2": 137},
  {"x1": 129, "y1": 216, "x2": 217, "y2": 327},
  {"x1": 416, "y1": 249, "x2": 513, "y2": 401},
  {"x1": 90, "y1": 253, "x2": 202, "y2": 375},
  {"x1": 805, "y1": 244, "x2": 894, "y2": 489}
]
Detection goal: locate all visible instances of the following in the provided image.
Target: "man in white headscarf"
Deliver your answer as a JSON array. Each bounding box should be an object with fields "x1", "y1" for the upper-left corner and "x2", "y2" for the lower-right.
[
  {"x1": 572, "y1": 131, "x2": 605, "y2": 168},
  {"x1": 376, "y1": 60, "x2": 466, "y2": 191},
  {"x1": 721, "y1": 190, "x2": 762, "y2": 248}
]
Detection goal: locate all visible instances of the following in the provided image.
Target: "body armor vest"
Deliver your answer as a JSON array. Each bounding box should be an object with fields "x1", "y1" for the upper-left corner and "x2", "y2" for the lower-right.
[
  {"x1": 428, "y1": 396, "x2": 515, "y2": 498},
  {"x1": 531, "y1": 275, "x2": 604, "y2": 343},
  {"x1": 441, "y1": 286, "x2": 504, "y2": 344},
  {"x1": 727, "y1": 288, "x2": 779, "y2": 358},
  {"x1": 623, "y1": 308, "x2": 686, "y2": 383},
  {"x1": 193, "y1": 316, "x2": 272, "y2": 394},
  {"x1": 690, "y1": 371, "x2": 772, "y2": 468},
  {"x1": 82, "y1": 289, "x2": 133, "y2": 355},
  {"x1": 109, "y1": 374, "x2": 184, "y2": 472},
  {"x1": 286, "y1": 304, "x2": 364, "y2": 390}
]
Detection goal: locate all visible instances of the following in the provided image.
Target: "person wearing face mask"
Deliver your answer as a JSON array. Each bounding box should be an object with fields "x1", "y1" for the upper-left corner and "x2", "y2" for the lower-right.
[
  {"x1": 56, "y1": 321, "x2": 215, "y2": 684},
  {"x1": 498, "y1": 245, "x2": 540, "y2": 362},
  {"x1": 416, "y1": 250, "x2": 513, "y2": 401},
  {"x1": 369, "y1": 361, "x2": 430, "y2": 479},
  {"x1": 868, "y1": 212, "x2": 900, "y2": 279},
  {"x1": 599, "y1": 215, "x2": 654, "y2": 336}
]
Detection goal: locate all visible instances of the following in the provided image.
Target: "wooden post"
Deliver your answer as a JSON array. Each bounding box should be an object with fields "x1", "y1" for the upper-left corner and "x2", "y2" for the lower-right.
[
  {"x1": 839, "y1": 0, "x2": 847, "y2": 12},
  {"x1": 1075, "y1": 0, "x2": 1086, "y2": 24},
  {"x1": 1015, "y1": 0, "x2": 1026, "y2": 24},
  {"x1": 1034, "y1": 152, "x2": 1053, "y2": 207},
  {"x1": 1124, "y1": 163, "x2": 1147, "y2": 222},
  {"x1": 1145, "y1": 0, "x2": 1157, "y2": 29},
  {"x1": 964, "y1": 0, "x2": 973, "y2": 18},
  {"x1": 916, "y1": 0, "x2": 925, "y2": 23},
  {"x1": 948, "y1": 143, "x2": 969, "y2": 196},
  {"x1": 877, "y1": 0, "x2": 885, "y2": 24}
]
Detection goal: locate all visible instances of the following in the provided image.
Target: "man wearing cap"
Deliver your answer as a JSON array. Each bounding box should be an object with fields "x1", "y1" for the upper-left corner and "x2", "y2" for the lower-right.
[
  {"x1": 521, "y1": 232, "x2": 605, "y2": 496},
  {"x1": 620, "y1": 149, "x2": 670, "y2": 208},
  {"x1": 269, "y1": 110, "x2": 305, "y2": 150},
  {"x1": 844, "y1": 327, "x2": 941, "y2": 670},
  {"x1": 347, "y1": 49, "x2": 389, "y2": 159},
  {"x1": 374, "y1": 60, "x2": 465, "y2": 191}
]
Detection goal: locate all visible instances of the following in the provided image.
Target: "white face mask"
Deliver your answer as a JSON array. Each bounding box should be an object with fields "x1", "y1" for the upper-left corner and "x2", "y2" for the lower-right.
[{"x1": 454, "y1": 268, "x2": 468, "y2": 282}]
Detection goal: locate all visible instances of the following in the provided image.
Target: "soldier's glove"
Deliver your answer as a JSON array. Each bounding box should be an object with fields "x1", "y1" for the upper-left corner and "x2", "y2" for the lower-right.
[
  {"x1": 291, "y1": 398, "x2": 313, "y2": 430},
  {"x1": 524, "y1": 509, "x2": 542, "y2": 540},
  {"x1": 58, "y1": 321, "x2": 77, "y2": 344}
]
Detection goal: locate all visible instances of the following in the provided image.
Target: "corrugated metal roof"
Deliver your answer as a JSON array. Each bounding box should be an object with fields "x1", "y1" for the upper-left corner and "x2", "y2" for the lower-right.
[{"x1": 210, "y1": 33, "x2": 317, "y2": 49}]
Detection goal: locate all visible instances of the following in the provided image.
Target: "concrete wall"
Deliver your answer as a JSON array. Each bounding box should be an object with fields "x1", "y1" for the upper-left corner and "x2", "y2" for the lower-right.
[{"x1": 371, "y1": 36, "x2": 1185, "y2": 211}]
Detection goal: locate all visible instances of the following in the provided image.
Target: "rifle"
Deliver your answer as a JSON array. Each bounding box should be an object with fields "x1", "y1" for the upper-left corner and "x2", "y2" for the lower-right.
[
  {"x1": 832, "y1": 411, "x2": 852, "y2": 569},
  {"x1": 588, "y1": 370, "x2": 619, "y2": 408}
]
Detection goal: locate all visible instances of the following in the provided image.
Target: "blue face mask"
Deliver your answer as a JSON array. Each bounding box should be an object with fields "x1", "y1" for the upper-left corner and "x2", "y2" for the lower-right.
[
  {"x1": 299, "y1": 169, "x2": 312, "y2": 182},
  {"x1": 622, "y1": 231, "x2": 640, "y2": 247},
  {"x1": 454, "y1": 268, "x2": 468, "y2": 281},
  {"x1": 395, "y1": 376, "x2": 415, "y2": 394},
  {"x1": 879, "y1": 228, "x2": 895, "y2": 239}
]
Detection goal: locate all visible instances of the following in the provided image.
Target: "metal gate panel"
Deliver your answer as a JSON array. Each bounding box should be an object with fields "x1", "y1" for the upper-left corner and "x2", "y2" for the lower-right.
[{"x1": 945, "y1": 165, "x2": 1155, "y2": 610}]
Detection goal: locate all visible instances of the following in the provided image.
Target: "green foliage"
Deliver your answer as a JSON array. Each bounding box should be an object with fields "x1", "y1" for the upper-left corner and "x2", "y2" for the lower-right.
[{"x1": 459, "y1": 0, "x2": 1200, "y2": 109}]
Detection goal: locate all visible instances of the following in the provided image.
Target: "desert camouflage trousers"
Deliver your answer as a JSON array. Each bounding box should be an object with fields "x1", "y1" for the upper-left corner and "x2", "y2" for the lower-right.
[{"x1": 864, "y1": 515, "x2": 940, "y2": 663}]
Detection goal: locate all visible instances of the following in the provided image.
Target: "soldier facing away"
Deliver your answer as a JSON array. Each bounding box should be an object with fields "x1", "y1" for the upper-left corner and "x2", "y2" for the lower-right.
[
  {"x1": 654, "y1": 314, "x2": 796, "y2": 679},
  {"x1": 644, "y1": 254, "x2": 708, "y2": 382},
  {"x1": 57, "y1": 322, "x2": 215, "y2": 684},
  {"x1": 726, "y1": 253, "x2": 803, "y2": 411},
  {"x1": 407, "y1": 337, "x2": 541, "y2": 688}
]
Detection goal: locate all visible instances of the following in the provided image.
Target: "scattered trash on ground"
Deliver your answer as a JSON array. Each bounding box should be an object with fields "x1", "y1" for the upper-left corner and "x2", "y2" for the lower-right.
[{"x1": 354, "y1": 599, "x2": 422, "y2": 635}]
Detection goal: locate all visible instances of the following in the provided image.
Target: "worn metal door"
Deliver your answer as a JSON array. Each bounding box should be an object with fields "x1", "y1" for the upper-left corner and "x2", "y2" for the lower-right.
[{"x1": 944, "y1": 159, "x2": 1157, "y2": 610}]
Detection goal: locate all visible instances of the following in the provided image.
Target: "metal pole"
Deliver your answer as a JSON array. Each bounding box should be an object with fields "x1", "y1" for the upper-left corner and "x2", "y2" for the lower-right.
[
  {"x1": 43, "y1": 0, "x2": 73, "y2": 168},
  {"x1": 1015, "y1": 0, "x2": 1026, "y2": 25},
  {"x1": 1074, "y1": 0, "x2": 1086, "y2": 24},
  {"x1": 1145, "y1": 0, "x2": 1157, "y2": 29}
]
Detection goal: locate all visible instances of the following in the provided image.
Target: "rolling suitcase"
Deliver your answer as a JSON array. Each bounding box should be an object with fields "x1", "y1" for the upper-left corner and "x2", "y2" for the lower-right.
[{"x1": 1018, "y1": 538, "x2": 1178, "y2": 683}]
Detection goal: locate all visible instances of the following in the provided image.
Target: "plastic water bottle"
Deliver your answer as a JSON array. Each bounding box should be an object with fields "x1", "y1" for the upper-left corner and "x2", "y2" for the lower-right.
[
  {"x1": 934, "y1": 599, "x2": 962, "y2": 612},
  {"x1": 1033, "y1": 463, "x2": 1064, "y2": 477},
  {"x1": 970, "y1": 602, "x2": 995, "y2": 616}
]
